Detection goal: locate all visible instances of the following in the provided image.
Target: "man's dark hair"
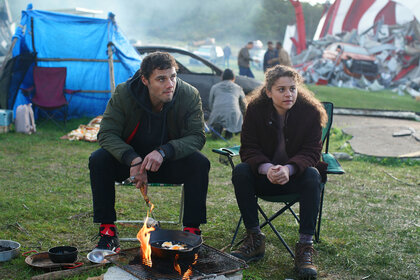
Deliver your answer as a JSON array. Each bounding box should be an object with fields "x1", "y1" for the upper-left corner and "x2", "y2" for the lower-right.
[
  {"x1": 267, "y1": 41, "x2": 273, "y2": 45},
  {"x1": 140, "y1": 51, "x2": 178, "y2": 80},
  {"x1": 222, "y1": 69, "x2": 235, "y2": 81}
]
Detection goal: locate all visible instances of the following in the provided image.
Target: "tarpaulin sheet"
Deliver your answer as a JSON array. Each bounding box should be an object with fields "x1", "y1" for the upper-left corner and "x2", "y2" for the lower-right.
[{"x1": 9, "y1": 5, "x2": 141, "y2": 119}]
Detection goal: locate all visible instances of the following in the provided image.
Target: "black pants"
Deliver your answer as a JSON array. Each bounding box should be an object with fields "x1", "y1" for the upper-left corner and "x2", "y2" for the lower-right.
[
  {"x1": 89, "y1": 148, "x2": 210, "y2": 226},
  {"x1": 232, "y1": 163, "x2": 322, "y2": 235}
]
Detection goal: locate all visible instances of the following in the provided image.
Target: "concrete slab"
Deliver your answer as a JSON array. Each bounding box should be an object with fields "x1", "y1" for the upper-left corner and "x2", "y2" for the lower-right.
[{"x1": 333, "y1": 115, "x2": 420, "y2": 158}]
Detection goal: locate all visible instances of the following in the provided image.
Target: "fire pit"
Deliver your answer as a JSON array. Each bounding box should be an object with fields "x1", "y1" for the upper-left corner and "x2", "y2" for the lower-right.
[{"x1": 105, "y1": 244, "x2": 247, "y2": 279}]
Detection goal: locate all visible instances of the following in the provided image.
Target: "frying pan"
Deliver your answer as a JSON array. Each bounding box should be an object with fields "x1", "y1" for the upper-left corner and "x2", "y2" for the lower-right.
[
  {"x1": 23, "y1": 251, "x2": 82, "y2": 270},
  {"x1": 149, "y1": 228, "x2": 202, "y2": 259}
]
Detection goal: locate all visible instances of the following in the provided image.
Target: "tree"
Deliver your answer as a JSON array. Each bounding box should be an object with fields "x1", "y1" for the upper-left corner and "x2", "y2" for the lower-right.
[{"x1": 253, "y1": 0, "x2": 324, "y2": 42}]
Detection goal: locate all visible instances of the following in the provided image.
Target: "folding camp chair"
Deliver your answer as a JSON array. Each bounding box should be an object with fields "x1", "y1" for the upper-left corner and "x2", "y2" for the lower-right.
[
  {"x1": 212, "y1": 102, "x2": 345, "y2": 258},
  {"x1": 116, "y1": 183, "x2": 185, "y2": 242},
  {"x1": 21, "y1": 66, "x2": 80, "y2": 128}
]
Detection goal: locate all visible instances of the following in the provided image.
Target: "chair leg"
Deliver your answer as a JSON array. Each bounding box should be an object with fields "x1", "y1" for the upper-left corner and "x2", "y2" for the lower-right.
[
  {"x1": 64, "y1": 105, "x2": 68, "y2": 128},
  {"x1": 257, "y1": 204, "x2": 295, "y2": 259},
  {"x1": 258, "y1": 198, "x2": 299, "y2": 229},
  {"x1": 230, "y1": 216, "x2": 243, "y2": 248},
  {"x1": 178, "y1": 185, "x2": 185, "y2": 225},
  {"x1": 288, "y1": 207, "x2": 300, "y2": 224},
  {"x1": 315, "y1": 186, "x2": 325, "y2": 243}
]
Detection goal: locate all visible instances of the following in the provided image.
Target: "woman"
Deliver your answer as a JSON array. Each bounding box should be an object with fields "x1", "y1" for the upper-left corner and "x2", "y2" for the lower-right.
[
  {"x1": 208, "y1": 69, "x2": 246, "y2": 139},
  {"x1": 231, "y1": 65, "x2": 327, "y2": 279}
]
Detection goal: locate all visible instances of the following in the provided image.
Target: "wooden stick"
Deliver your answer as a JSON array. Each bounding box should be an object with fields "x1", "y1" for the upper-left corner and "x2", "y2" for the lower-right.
[
  {"x1": 382, "y1": 170, "x2": 416, "y2": 186},
  {"x1": 107, "y1": 42, "x2": 116, "y2": 93},
  {"x1": 31, "y1": 263, "x2": 106, "y2": 280}
]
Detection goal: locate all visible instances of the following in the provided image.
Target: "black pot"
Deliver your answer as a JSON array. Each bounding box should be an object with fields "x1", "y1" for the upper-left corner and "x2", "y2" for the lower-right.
[
  {"x1": 149, "y1": 228, "x2": 202, "y2": 259},
  {"x1": 48, "y1": 246, "x2": 78, "y2": 263}
]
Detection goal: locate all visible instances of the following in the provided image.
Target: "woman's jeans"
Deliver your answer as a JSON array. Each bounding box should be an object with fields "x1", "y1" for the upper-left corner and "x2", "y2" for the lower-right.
[
  {"x1": 232, "y1": 163, "x2": 322, "y2": 235},
  {"x1": 89, "y1": 148, "x2": 210, "y2": 226}
]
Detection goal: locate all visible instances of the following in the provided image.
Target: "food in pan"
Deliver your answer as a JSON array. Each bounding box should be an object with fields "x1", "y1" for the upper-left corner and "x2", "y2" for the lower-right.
[{"x1": 161, "y1": 241, "x2": 188, "y2": 250}]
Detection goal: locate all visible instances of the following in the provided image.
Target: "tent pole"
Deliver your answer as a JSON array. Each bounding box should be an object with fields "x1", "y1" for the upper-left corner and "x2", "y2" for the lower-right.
[
  {"x1": 31, "y1": 17, "x2": 37, "y2": 66},
  {"x1": 0, "y1": 37, "x2": 17, "y2": 77},
  {"x1": 107, "y1": 42, "x2": 115, "y2": 93}
]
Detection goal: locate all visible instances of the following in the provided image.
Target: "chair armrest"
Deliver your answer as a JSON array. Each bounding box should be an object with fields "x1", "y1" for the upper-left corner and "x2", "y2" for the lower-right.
[
  {"x1": 64, "y1": 89, "x2": 82, "y2": 94},
  {"x1": 322, "y1": 152, "x2": 345, "y2": 174},
  {"x1": 212, "y1": 145, "x2": 240, "y2": 158},
  {"x1": 20, "y1": 86, "x2": 35, "y2": 96}
]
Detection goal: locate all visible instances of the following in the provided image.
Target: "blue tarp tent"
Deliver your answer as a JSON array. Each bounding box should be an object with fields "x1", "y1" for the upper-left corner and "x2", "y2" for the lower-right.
[{"x1": 5, "y1": 4, "x2": 141, "y2": 119}]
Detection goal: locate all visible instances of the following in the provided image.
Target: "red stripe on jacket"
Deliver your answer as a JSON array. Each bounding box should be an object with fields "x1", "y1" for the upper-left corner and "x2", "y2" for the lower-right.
[{"x1": 125, "y1": 122, "x2": 140, "y2": 144}]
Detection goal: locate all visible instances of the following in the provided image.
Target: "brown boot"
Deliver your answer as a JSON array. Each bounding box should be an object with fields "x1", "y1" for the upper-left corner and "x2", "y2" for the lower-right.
[
  {"x1": 295, "y1": 242, "x2": 317, "y2": 279},
  {"x1": 231, "y1": 231, "x2": 265, "y2": 263}
]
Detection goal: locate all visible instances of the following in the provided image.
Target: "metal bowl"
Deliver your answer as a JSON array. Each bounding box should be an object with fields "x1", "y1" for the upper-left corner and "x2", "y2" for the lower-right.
[
  {"x1": 87, "y1": 249, "x2": 115, "y2": 264},
  {"x1": 0, "y1": 240, "x2": 21, "y2": 262}
]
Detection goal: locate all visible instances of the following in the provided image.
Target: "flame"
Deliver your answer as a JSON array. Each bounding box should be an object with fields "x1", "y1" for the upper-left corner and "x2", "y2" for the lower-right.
[
  {"x1": 174, "y1": 254, "x2": 181, "y2": 275},
  {"x1": 173, "y1": 253, "x2": 199, "y2": 279},
  {"x1": 137, "y1": 203, "x2": 155, "y2": 267}
]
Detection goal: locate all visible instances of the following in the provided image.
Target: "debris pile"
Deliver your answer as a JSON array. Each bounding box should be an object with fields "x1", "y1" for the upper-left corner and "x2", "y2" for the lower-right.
[{"x1": 293, "y1": 19, "x2": 420, "y2": 98}]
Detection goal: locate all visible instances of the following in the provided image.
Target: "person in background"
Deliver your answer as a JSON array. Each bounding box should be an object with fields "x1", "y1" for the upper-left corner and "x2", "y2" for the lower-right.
[
  {"x1": 223, "y1": 44, "x2": 232, "y2": 68},
  {"x1": 269, "y1": 41, "x2": 292, "y2": 67},
  {"x1": 89, "y1": 52, "x2": 210, "y2": 252},
  {"x1": 230, "y1": 65, "x2": 327, "y2": 279},
  {"x1": 208, "y1": 69, "x2": 246, "y2": 139},
  {"x1": 263, "y1": 41, "x2": 277, "y2": 72},
  {"x1": 237, "y1": 41, "x2": 255, "y2": 78}
]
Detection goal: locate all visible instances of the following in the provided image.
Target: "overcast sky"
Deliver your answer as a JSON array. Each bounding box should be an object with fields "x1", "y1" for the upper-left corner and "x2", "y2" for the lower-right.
[{"x1": 9, "y1": 0, "x2": 330, "y2": 41}]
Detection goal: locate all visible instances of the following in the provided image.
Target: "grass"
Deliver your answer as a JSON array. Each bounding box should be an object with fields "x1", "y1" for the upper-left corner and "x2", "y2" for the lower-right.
[
  {"x1": 1, "y1": 91, "x2": 419, "y2": 279},
  {"x1": 308, "y1": 85, "x2": 420, "y2": 113},
  {"x1": 0, "y1": 117, "x2": 419, "y2": 280}
]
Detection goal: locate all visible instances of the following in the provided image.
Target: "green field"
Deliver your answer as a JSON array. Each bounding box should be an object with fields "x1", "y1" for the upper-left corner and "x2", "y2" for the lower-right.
[{"x1": 0, "y1": 87, "x2": 419, "y2": 279}]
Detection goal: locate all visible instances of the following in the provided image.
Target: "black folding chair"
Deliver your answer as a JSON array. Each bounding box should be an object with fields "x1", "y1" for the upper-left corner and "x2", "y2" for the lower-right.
[{"x1": 212, "y1": 102, "x2": 345, "y2": 258}]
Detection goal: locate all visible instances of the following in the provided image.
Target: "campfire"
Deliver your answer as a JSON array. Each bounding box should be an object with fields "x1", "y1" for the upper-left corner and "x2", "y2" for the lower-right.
[
  {"x1": 136, "y1": 193, "x2": 200, "y2": 279},
  {"x1": 136, "y1": 203, "x2": 155, "y2": 267},
  {"x1": 174, "y1": 253, "x2": 198, "y2": 279},
  {"x1": 106, "y1": 186, "x2": 247, "y2": 279}
]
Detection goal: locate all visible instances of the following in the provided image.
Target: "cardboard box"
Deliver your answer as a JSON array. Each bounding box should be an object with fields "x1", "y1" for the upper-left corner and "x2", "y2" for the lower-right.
[
  {"x1": 0, "y1": 125, "x2": 11, "y2": 133},
  {"x1": 0, "y1": 109, "x2": 13, "y2": 126}
]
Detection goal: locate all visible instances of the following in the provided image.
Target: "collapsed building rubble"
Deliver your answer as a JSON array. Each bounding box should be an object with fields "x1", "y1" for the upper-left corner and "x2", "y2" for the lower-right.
[{"x1": 292, "y1": 19, "x2": 420, "y2": 97}]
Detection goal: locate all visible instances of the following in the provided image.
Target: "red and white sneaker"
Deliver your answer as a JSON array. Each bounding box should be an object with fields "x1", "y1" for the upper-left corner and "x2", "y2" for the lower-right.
[{"x1": 94, "y1": 224, "x2": 120, "y2": 253}]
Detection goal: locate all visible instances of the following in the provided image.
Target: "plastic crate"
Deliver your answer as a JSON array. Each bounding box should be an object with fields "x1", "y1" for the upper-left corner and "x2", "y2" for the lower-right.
[{"x1": 0, "y1": 109, "x2": 13, "y2": 126}]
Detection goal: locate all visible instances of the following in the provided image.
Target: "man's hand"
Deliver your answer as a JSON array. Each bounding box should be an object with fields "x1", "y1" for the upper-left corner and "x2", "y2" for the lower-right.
[
  {"x1": 267, "y1": 165, "x2": 290, "y2": 185},
  {"x1": 141, "y1": 150, "x2": 164, "y2": 173},
  {"x1": 130, "y1": 157, "x2": 148, "y2": 190}
]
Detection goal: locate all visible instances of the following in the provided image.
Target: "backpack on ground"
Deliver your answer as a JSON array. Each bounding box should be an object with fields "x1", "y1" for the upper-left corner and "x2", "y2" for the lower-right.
[{"x1": 15, "y1": 103, "x2": 36, "y2": 134}]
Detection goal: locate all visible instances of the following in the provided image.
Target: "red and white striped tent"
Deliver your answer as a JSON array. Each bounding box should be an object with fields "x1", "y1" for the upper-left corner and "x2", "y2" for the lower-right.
[{"x1": 314, "y1": 0, "x2": 420, "y2": 40}]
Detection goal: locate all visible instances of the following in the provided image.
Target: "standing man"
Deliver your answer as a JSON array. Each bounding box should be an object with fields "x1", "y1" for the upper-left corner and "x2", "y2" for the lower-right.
[
  {"x1": 270, "y1": 41, "x2": 292, "y2": 67},
  {"x1": 223, "y1": 44, "x2": 232, "y2": 68},
  {"x1": 89, "y1": 52, "x2": 210, "y2": 252},
  {"x1": 263, "y1": 41, "x2": 277, "y2": 72},
  {"x1": 208, "y1": 69, "x2": 246, "y2": 140},
  {"x1": 238, "y1": 41, "x2": 255, "y2": 78}
]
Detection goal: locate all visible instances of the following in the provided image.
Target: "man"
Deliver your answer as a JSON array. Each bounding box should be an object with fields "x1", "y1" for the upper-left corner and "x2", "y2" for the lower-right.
[
  {"x1": 223, "y1": 44, "x2": 231, "y2": 68},
  {"x1": 270, "y1": 41, "x2": 292, "y2": 67},
  {"x1": 89, "y1": 52, "x2": 210, "y2": 252},
  {"x1": 237, "y1": 41, "x2": 255, "y2": 78},
  {"x1": 208, "y1": 69, "x2": 246, "y2": 140},
  {"x1": 263, "y1": 41, "x2": 277, "y2": 72}
]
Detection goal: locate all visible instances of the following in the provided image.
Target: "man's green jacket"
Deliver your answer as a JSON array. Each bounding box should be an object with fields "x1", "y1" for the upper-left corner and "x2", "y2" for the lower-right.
[{"x1": 98, "y1": 72, "x2": 206, "y2": 166}]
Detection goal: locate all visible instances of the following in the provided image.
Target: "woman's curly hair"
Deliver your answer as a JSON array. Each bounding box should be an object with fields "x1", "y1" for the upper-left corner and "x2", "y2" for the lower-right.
[{"x1": 247, "y1": 65, "x2": 328, "y2": 126}]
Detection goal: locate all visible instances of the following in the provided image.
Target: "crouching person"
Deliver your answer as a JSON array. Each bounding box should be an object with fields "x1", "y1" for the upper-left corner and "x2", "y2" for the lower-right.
[
  {"x1": 89, "y1": 52, "x2": 210, "y2": 252},
  {"x1": 230, "y1": 65, "x2": 327, "y2": 279}
]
